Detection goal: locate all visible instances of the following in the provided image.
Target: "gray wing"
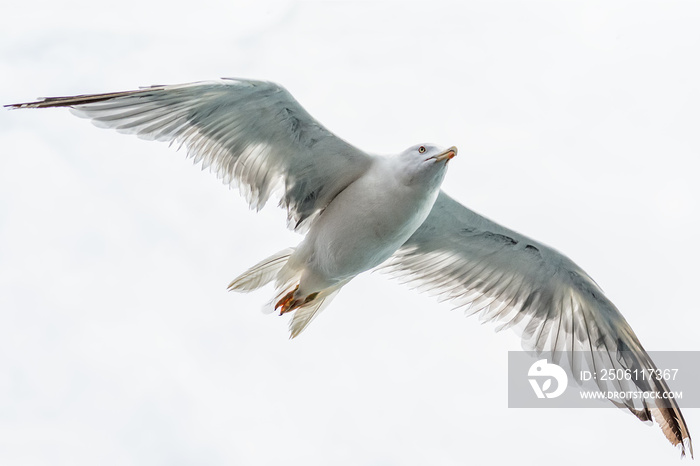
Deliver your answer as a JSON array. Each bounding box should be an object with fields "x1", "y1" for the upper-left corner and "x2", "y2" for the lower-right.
[
  {"x1": 7, "y1": 79, "x2": 372, "y2": 231},
  {"x1": 383, "y1": 191, "x2": 693, "y2": 456}
]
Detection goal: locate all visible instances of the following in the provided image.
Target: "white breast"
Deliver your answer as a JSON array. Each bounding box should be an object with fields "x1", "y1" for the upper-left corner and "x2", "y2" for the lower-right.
[{"x1": 301, "y1": 157, "x2": 441, "y2": 284}]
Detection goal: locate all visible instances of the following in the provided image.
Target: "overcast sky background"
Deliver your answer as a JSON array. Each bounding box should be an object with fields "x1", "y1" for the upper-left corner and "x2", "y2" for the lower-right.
[{"x1": 2, "y1": 1, "x2": 699, "y2": 464}]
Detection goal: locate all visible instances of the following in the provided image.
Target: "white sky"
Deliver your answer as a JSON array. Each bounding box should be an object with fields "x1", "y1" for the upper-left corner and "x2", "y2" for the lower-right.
[{"x1": 2, "y1": 1, "x2": 699, "y2": 464}]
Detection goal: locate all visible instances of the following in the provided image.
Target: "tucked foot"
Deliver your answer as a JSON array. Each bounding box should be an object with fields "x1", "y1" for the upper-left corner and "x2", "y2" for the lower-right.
[
  {"x1": 275, "y1": 285, "x2": 299, "y2": 315},
  {"x1": 275, "y1": 288, "x2": 320, "y2": 315}
]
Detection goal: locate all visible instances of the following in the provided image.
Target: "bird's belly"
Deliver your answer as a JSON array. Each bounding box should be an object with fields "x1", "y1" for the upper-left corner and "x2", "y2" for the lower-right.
[{"x1": 305, "y1": 179, "x2": 437, "y2": 283}]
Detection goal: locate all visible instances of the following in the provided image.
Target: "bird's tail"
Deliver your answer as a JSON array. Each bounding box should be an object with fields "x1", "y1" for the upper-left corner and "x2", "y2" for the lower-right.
[
  {"x1": 227, "y1": 248, "x2": 295, "y2": 292},
  {"x1": 272, "y1": 281, "x2": 342, "y2": 338},
  {"x1": 228, "y1": 247, "x2": 343, "y2": 338}
]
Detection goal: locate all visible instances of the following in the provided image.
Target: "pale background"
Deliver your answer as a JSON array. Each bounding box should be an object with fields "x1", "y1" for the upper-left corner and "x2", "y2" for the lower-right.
[{"x1": 1, "y1": 1, "x2": 699, "y2": 464}]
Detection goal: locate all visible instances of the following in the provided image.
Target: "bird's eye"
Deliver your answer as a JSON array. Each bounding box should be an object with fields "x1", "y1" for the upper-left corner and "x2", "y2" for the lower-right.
[{"x1": 418, "y1": 146, "x2": 426, "y2": 153}]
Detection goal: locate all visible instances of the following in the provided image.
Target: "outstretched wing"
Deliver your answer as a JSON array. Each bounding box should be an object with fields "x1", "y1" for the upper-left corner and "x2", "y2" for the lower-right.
[
  {"x1": 7, "y1": 79, "x2": 372, "y2": 231},
  {"x1": 383, "y1": 191, "x2": 693, "y2": 457}
]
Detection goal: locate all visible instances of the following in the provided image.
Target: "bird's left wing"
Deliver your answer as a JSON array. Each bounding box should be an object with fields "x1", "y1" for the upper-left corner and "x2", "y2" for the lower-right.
[
  {"x1": 7, "y1": 79, "x2": 372, "y2": 232},
  {"x1": 382, "y1": 191, "x2": 693, "y2": 456}
]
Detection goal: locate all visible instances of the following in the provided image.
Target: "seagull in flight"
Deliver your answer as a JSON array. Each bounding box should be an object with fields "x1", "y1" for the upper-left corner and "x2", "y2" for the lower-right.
[{"x1": 7, "y1": 78, "x2": 692, "y2": 457}]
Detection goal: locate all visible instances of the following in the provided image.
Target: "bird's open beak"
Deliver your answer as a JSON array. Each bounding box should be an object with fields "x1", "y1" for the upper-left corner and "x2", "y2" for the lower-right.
[{"x1": 433, "y1": 146, "x2": 458, "y2": 162}]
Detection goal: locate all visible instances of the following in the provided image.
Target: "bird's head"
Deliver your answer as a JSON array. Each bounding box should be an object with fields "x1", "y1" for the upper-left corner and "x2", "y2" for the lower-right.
[{"x1": 395, "y1": 143, "x2": 458, "y2": 188}]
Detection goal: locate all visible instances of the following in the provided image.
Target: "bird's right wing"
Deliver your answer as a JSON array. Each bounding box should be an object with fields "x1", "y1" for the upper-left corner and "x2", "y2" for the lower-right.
[
  {"x1": 7, "y1": 79, "x2": 373, "y2": 232},
  {"x1": 382, "y1": 191, "x2": 692, "y2": 456}
]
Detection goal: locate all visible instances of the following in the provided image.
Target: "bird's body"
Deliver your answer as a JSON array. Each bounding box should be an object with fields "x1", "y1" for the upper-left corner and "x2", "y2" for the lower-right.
[
  {"x1": 231, "y1": 144, "x2": 454, "y2": 333},
  {"x1": 6, "y1": 78, "x2": 692, "y2": 457},
  {"x1": 294, "y1": 152, "x2": 444, "y2": 288}
]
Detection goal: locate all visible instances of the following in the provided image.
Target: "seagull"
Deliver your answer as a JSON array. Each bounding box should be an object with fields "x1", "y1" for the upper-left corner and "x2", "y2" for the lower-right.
[{"x1": 6, "y1": 78, "x2": 692, "y2": 457}]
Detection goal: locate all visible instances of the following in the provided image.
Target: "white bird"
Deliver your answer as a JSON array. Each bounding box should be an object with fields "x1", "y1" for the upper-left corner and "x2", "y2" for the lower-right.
[{"x1": 6, "y1": 78, "x2": 692, "y2": 457}]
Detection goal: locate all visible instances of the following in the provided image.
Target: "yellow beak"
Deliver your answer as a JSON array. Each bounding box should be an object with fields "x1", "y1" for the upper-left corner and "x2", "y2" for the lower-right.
[{"x1": 434, "y1": 146, "x2": 458, "y2": 162}]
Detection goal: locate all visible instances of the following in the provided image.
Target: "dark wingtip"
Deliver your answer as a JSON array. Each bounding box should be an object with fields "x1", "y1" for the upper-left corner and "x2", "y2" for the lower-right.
[
  {"x1": 4, "y1": 102, "x2": 29, "y2": 109},
  {"x1": 5, "y1": 87, "x2": 168, "y2": 110},
  {"x1": 4, "y1": 97, "x2": 76, "y2": 109}
]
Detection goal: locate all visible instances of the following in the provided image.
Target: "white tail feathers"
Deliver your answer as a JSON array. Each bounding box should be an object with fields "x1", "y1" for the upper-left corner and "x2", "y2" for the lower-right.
[
  {"x1": 228, "y1": 247, "x2": 345, "y2": 338},
  {"x1": 288, "y1": 288, "x2": 341, "y2": 338},
  {"x1": 227, "y1": 248, "x2": 295, "y2": 292},
  {"x1": 265, "y1": 276, "x2": 343, "y2": 338}
]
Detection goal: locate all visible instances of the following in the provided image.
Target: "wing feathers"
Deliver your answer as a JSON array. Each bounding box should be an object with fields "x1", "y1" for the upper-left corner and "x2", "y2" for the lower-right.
[
  {"x1": 9, "y1": 79, "x2": 372, "y2": 232},
  {"x1": 385, "y1": 191, "x2": 692, "y2": 456}
]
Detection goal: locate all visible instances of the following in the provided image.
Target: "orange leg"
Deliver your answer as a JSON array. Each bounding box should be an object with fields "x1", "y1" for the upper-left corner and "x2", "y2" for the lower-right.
[
  {"x1": 275, "y1": 287, "x2": 320, "y2": 316},
  {"x1": 275, "y1": 285, "x2": 299, "y2": 315}
]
